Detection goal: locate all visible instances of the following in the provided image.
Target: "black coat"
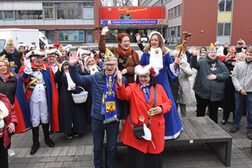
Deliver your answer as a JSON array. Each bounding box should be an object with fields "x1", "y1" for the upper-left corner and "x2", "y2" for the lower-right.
[
  {"x1": 55, "y1": 70, "x2": 87, "y2": 135},
  {"x1": 0, "y1": 76, "x2": 16, "y2": 104}
]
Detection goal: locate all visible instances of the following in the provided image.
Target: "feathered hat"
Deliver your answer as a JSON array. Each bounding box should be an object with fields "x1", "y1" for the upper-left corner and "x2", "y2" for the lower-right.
[
  {"x1": 134, "y1": 65, "x2": 159, "y2": 76},
  {"x1": 26, "y1": 49, "x2": 46, "y2": 58},
  {"x1": 46, "y1": 48, "x2": 62, "y2": 57}
]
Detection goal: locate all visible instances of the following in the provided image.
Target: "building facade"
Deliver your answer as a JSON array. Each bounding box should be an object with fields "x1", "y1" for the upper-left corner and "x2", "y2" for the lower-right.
[
  {"x1": 100, "y1": 6, "x2": 166, "y2": 43},
  {"x1": 0, "y1": 0, "x2": 100, "y2": 45},
  {"x1": 140, "y1": 0, "x2": 252, "y2": 46}
]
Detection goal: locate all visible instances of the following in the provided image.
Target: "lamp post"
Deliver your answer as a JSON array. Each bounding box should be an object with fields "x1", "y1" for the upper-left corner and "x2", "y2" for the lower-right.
[{"x1": 161, "y1": 0, "x2": 164, "y2": 35}]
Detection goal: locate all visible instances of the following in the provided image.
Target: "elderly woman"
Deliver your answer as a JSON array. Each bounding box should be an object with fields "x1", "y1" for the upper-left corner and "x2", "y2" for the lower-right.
[
  {"x1": 55, "y1": 61, "x2": 87, "y2": 139},
  {"x1": 116, "y1": 65, "x2": 172, "y2": 168},
  {"x1": 0, "y1": 59, "x2": 17, "y2": 157},
  {"x1": 140, "y1": 31, "x2": 182, "y2": 139},
  {"x1": 0, "y1": 93, "x2": 17, "y2": 168},
  {"x1": 190, "y1": 45, "x2": 229, "y2": 123},
  {"x1": 99, "y1": 26, "x2": 139, "y2": 84}
]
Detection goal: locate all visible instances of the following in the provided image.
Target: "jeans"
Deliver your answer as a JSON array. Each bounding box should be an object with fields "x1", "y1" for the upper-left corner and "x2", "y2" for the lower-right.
[
  {"x1": 233, "y1": 92, "x2": 252, "y2": 129},
  {"x1": 91, "y1": 118, "x2": 119, "y2": 168}
]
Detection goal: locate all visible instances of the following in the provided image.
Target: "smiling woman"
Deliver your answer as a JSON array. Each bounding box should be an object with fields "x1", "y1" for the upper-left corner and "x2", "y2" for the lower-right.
[{"x1": 99, "y1": 26, "x2": 140, "y2": 84}]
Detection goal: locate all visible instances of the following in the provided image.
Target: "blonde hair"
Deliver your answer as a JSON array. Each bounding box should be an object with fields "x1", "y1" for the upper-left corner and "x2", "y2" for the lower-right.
[
  {"x1": 0, "y1": 59, "x2": 13, "y2": 76},
  {"x1": 144, "y1": 33, "x2": 168, "y2": 56}
]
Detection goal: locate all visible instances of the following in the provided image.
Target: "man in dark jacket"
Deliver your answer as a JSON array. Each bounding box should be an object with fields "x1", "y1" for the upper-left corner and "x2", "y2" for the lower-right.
[
  {"x1": 190, "y1": 45, "x2": 229, "y2": 123},
  {"x1": 0, "y1": 39, "x2": 20, "y2": 76},
  {"x1": 69, "y1": 48, "x2": 127, "y2": 168}
]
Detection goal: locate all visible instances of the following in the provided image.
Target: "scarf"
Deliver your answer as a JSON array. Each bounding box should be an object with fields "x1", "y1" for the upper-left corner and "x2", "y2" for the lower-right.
[
  {"x1": 149, "y1": 47, "x2": 163, "y2": 72},
  {"x1": 88, "y1": 65, "x2": 99, "y2": 75},
  {"x1": 0, "y1": 74, "x2": 9, "y2": 83},
  {"x1": 117, "y1": 45, "x2": 138, "y2": 63},
  {"x1": 65, "y1": 71, "x2": 76, "y2": 91},
  {"x1": 140, "y1": 82, "x2": 151, "y2": 103},
  {"x1": 101, "y1": 71, "x2": 118, "y2": 124}
]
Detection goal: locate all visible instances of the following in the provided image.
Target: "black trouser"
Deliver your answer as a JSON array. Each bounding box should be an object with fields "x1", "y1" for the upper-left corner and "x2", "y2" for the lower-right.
[
  {"x1": 126, "y1": 146, "x2": 162, "y2": 168},
  {"x1": 195, "y1": 94, "x2": 219, "y2": 123},
  {"x1": 0, "y1": 137, "x2": 8, "y2": 168}
]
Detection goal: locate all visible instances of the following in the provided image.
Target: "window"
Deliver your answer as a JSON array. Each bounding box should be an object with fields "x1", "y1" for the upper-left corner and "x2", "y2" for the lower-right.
[
  {"x1": 217, "y1": 23, "x2": 224, "y2": 36},
  {"x1": 58, "y1": 30, "x2": 85, "y2": 42},
  {"x1": 0, "y1": 11, "x2": 3, "y2": 20},
  {"x1": 120, "y1": 14, "x2": 132, "y2": 20},
  {"x1": 83, "y1": 2, "x2": 94, "y2": 7},
  {"x1": 57, "y1": 3, "x2": 82, "y2": 19},
  {"x1": 217, "y1": 23, "x2": 231, "y2": 36},
  {"x1": 177, "y1": 26, "x2": 181, "y2": 37},
  {"x1": 86, "y1": 30, "x2": 94, "y2": 43},
  {"x1": 43, "y1": 3, "x2": 55, "y2": 19},
  {"x1": 83, "y1": 8, "x2": 94, "y2": 19},
  {"x1": 171, "y1": 27, "x2": 176, "y2": 36},
  {"x1": 218, "y1": 0, "x2": 225, "y2": 12},
  {"x1": 225, "y1": 0, "x2": 232, "y2": 11},
  {"x1": 224, "y1": 23, "x2": 231, "y2": 35},
  {"x1": 15, "y1": 11, "x2": 42, "y2": 20},
  {"x1": 218, "y1": 0, "x2": 232, "y2": 12},
  {"x1": 4, "y1": 11, "x2": 14, "y2": 19}
]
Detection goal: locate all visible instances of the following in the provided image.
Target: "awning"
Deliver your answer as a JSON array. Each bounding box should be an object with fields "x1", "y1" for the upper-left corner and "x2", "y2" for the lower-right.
[{"x1": 0, "y1": 1, "x2": 43, "y2": 10}]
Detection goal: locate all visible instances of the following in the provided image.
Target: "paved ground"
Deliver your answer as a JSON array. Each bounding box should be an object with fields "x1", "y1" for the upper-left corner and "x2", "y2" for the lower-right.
[{"x1": 8, "y1": 105, "x2": 252, "y2": 168}]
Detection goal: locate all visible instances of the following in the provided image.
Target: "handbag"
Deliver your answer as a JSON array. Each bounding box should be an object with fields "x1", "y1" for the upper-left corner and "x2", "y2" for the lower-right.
[
  {"x1": 129, "y1": 86, "x2": 157, "y2": 140},
  {"x1": 72, "y1": 86, "x2": 88, "y2": 104}
]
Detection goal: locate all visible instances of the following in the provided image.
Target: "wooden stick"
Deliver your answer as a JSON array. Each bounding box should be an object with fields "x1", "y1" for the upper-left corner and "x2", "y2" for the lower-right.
[{"x1": 151, "y1": 140, "x2": 156, "y2": 149}]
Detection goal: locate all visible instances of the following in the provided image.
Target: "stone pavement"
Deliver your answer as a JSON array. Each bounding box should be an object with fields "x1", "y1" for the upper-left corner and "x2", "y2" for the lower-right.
[{"x1": 8, "y1": 106, "x2": 252, "y2": 168}]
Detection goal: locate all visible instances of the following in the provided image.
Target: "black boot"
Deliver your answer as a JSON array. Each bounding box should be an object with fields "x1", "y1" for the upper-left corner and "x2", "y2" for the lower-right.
[
  {"x1": 30, "y1": 126, "x2": 40, "y2": 155},
  {"x1": 42, "y1": 124, "x2": 55, "y2": 147}
]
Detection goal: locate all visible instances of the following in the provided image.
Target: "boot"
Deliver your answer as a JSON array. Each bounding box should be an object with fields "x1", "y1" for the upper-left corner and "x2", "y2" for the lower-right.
[
  {"x1": 30, "y1": 126, "x2": 40, "y2": 155},
  {"x1": 42, "y1": 123, "x2": 55, "y2": 147}
]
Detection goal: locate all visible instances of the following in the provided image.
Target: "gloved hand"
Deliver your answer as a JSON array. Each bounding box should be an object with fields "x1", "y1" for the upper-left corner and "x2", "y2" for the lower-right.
[{"x1": 24, "y1": 57, "x2": 32, "y2": 74}]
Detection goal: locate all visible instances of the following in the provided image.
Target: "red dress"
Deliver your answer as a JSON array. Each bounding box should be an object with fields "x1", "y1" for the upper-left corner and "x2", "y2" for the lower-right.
[{"x1": 116, "y1": 83, "x2": 172, "y2": 154}]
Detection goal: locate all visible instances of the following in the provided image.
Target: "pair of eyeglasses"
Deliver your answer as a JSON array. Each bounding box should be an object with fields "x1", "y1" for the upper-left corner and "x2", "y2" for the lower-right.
[{"x1": 104, "y1": 63, "x2": 117, "y2": 67}]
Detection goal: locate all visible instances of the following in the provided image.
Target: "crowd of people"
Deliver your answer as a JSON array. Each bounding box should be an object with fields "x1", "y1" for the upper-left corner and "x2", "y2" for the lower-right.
[{"x1": 0, "y1": 27, "x2": 251, "y2": 168}]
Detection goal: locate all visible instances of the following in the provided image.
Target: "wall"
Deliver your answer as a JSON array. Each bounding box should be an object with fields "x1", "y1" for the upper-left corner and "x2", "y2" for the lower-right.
[
  {"x1": 182, "y1": 0, "x2": 218, "y2": 46},
  {"x1": 231, "y1": 0, "x2": 252, "y2": 45}
]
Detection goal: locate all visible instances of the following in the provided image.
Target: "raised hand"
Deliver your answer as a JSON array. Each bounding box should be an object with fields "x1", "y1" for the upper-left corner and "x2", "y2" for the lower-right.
[
  {"x1": 121, "y1": 68, "x2": 127, "y2": 75},
  {"x1": 69, "y1": 51, "x2": 78, "y2": 66},
  {"x1": 101, "y1": 26, "x2": 109, "y2": 35},
  {"x1": 116, "y1": 67, "x2": 123, "y2": 86},
  {"x1": 135, "y1": 33, "x2": 141, "y2": 43},
  {"x1": 189, "y1": 46, "x2": 198, "y2": 56}
]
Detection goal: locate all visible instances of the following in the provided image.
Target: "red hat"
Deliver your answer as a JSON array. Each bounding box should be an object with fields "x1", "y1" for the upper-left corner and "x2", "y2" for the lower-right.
[{"x1": 53, "y1": 42, "x2": 61, "y2": 49}]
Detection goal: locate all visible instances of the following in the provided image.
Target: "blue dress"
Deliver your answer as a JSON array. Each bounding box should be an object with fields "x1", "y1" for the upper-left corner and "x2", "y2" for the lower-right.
[{"x1": 140, "y1": 52, "x2": 183, "y2": 139}]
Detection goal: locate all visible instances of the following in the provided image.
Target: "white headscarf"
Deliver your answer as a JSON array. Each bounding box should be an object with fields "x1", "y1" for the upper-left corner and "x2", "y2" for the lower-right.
[{"x1": 0, "y1": 101, "x2": 9, "y2": 129}]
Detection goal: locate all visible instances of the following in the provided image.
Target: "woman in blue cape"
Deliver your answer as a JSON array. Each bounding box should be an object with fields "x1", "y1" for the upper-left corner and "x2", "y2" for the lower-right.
[{"x1": 140, "y1": 31, "x2": 182, "y2": 139}]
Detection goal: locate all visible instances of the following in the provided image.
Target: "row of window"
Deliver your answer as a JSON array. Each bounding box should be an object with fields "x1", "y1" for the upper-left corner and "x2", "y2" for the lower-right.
[
  {"x1": 42, "y1": 30, "x2": 94, "y2": 43},
  {"x1": 168, "y1": 4, "x2": 182, "y2": 20},
  {"x1": 0, "y1": 2, "x2": 94, "y2": 20}
]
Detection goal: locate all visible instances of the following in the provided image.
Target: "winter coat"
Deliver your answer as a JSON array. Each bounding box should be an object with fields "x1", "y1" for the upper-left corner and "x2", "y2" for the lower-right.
[
  {"x1": 191, "y1": 55, "x2": 229, "y2": 101},
  {"x1": 0, "y1": 76, "x2": 16, "y2": 104},
  {"x1": 99, "y1": 35, "x2": 139, "y2": 83},
  {"x1": 177, "y1": 58, "x2": 194, "y2": 105},
  {"x1": 116, "y1": 83, "x2": 172, "y2": 154},
  {"x1": 69, "y1": 65, "x2": 127, "y2": 121},
  {"x1": 0, "y1": 93, "x2": 17, "y2": 148},
  {"x1": 232, "y1": 60, "x2": 252, "y2": 92}
]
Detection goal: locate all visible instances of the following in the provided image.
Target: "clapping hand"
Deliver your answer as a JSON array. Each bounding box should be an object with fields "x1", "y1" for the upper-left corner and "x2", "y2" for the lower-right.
[{"x1": 69, "y1": 51, "x2": 78, "y2": 66}]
